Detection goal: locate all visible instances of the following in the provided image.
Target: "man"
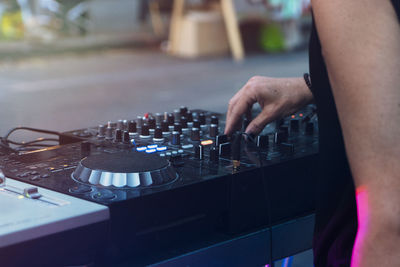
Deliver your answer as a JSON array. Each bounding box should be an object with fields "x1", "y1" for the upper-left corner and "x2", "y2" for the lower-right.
[{"x1": 225, "y1": 0, "x2": 400, "y2": 266}]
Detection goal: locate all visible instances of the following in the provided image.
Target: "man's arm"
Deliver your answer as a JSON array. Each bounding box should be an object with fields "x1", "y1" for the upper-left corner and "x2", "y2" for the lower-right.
[{"x1": 312, "y1": 0, "x2": 400, "y2": 266}]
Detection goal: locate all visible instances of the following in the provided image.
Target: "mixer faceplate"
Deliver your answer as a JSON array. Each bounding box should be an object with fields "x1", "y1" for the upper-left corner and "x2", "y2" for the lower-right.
[{"x1": 72, "y1": 152, "x2": 177, "y2": 188}]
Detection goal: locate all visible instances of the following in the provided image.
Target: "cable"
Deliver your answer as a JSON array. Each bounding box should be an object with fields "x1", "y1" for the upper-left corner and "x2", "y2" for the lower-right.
[
  {"x1": 7, "y1": 138, "x2": 59, "y2": 147},
  {"x1": 1, "y1": 127, "x2": 61, "y2": 152},
  {"x1": 4, "y1": 127, "x2": 60, "y2": 141}
]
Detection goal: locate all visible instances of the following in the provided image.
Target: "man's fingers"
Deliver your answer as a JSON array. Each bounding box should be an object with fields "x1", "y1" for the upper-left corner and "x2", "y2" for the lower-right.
[
  {"x1": 245, "y1": 110, "x2": 274, "y2": 136},
  {"x1": 225, "y1": 99, "x2": 249, "y2": 134}
]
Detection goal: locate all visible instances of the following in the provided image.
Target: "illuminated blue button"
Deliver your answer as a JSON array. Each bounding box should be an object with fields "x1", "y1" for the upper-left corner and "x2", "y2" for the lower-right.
[
  {"x1": 156, "y1": 146, "x2": 167, "y2": 152},
  {"x1": 136, "y1": 146, "x2": 147, "y2": 152},
  {"x1": 181, "y1": 144, "x2": 193, "y2": 149},
  {"x1": 147, "y1": 144, "x2": 158, "y2": 149},
  {"x1": 146, "y1": 149, "x2": 157, "y2": 154}
]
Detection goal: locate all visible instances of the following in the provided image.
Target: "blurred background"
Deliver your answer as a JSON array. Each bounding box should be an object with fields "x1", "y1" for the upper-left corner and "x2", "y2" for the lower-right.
[{"x1": 0, "y1": 1, "x2": 312, "y2": 264}]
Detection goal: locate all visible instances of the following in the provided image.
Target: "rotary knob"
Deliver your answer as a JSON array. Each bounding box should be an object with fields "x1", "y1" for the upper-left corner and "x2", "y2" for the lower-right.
[
  {"x1": 172, "y1": 131, "x2": 181, "y2": 145},
  {"x1": 123, "y1": 131, "x2": 131, "y2": 144},
  {"x1": 193, "y1": 119, "x2": 200, "y2": 129},
  {"x1": 180, "y1": 106, "x2": 188, "y2": 116},
  {"x1": 174, "y1": 123, "x2": 182, "y2": 134},
  {"x1": 128, "y1": 120, "x2": 137, "y2": 133},
  {"x1": 155, "y1": 113, "x2": 163, "y2": 125},
  {"x1": 191, "y1": 128, "x2": 200, "y2": 141},
  {"x1": 161, "y1": 120, "x2": 169, "y2": 133},
  {"x1": 186, "y1": 111, "x2": 193, "y2": 122},
  {"x1": 98, "y1": 125, "x2": 106, "y2": 138},
  {"x1": 141, "y1": 124, "x2": 150, "y2": 138},
  {"x1": 136, "y1": 116, "x2": 143, "y2": 128},
  {"x1": 199, "y1": 113, "x2": 206, "y2": 125},
  {"x1": 210, "y1": 115, "x2": 219, "y2": 126},
  {"x1": 167, "y1": 113, "x2": 175, "y2": 125},
  {"x1": 117, "y1": 119, "x2": 124, "y2": 130},
  {"x1": 148, "y1": 117, "x2": 156, "y2": 129},
  {"x1": 105, "y1": 127, "x2": 113, "y2": 140},
  {"x1": 181, "y1": 116, "x2": 188, "y2": 129},
  {"x1": 115, "y1": 129, "x2": 122, "y2": 142},
  {"x1": 153, "y1": 127, "x2": 163, "y2": 141},
  {"x1": 209, "y1": 124, "x2": 218, "y2": 137}
]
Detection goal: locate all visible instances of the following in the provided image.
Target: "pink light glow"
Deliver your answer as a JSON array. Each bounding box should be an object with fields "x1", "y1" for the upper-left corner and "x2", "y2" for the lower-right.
[{"x1": 351, "y1": 186, "x2": 370, "y2": 266}]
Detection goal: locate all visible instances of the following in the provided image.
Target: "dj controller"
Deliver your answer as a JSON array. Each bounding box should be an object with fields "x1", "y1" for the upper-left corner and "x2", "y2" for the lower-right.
[{"x1": 1, "y1": 106, "x2": 318, "y2": 266}]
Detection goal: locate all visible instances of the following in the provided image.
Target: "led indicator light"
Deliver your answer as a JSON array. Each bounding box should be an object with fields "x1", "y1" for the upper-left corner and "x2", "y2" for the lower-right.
[
  {"x1": 146, "y1": 149, "x2": 157, "y2": 154},
  {"x1": 147, "y1": 144, "x2": 158, "y2": 149},
  {"x1": 201, "y1": 140, "x2": 213, "y2": 146},
  {"x1": 291, "y1": 115, "x2": 296, "y2": 119},
  {"x1": 136, "y1": 147, "x2": 147, "y2": 152},
  {"x1": 157, "y1": 146, "x2": 167, "y2": 151}
]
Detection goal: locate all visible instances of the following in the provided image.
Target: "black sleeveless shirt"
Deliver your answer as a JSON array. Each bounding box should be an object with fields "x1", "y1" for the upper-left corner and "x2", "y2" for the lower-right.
[{"x1": 309, "y1": 2, "x2": 400, "y2": 266}]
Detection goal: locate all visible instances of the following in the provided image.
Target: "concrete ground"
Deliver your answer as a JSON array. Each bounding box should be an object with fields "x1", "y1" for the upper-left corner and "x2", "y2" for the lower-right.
[{"x1": 0, "y1": 47, "x2": 313, "y2": 266}]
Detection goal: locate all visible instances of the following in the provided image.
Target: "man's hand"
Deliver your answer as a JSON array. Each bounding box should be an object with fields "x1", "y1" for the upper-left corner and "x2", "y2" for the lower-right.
[{"x1": 224, "y1": 76, "x2": 313, "y2": 135}]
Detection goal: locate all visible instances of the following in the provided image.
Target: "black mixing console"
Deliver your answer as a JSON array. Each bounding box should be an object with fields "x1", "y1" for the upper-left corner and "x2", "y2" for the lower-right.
[{"x1": 2, "y1": 106, "x2": 318, "y2": 266}]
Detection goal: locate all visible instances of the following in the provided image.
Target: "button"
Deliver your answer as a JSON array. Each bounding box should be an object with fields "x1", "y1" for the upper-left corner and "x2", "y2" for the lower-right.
[
  {"x1": 136, "y1": 146, "x2": 147, "y2": 152},
  {"x1": 92, "y1": 190, "x2": 116, "y2": 200},
  {"x1": 146, "y1": 149, "x2": 157, "y2": 154},
  {"x1": 147, "y1": 144, "x2": 158, "y2": 149},
  {"x1": 159, "y1": 153, "x2": 166, "y2": 157},
  {"x1": 181, "y1": 144, "x2": 194, "y2": 149},
  {"x1": 157, "y1": 146, "x2": 167, "y2": 152},
  {"x1": 178, "y1": 149, "x2": 184, "y2": 154},
  {"x1": 69, "y1": 185, "x2": 92, "y2": 194}
]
